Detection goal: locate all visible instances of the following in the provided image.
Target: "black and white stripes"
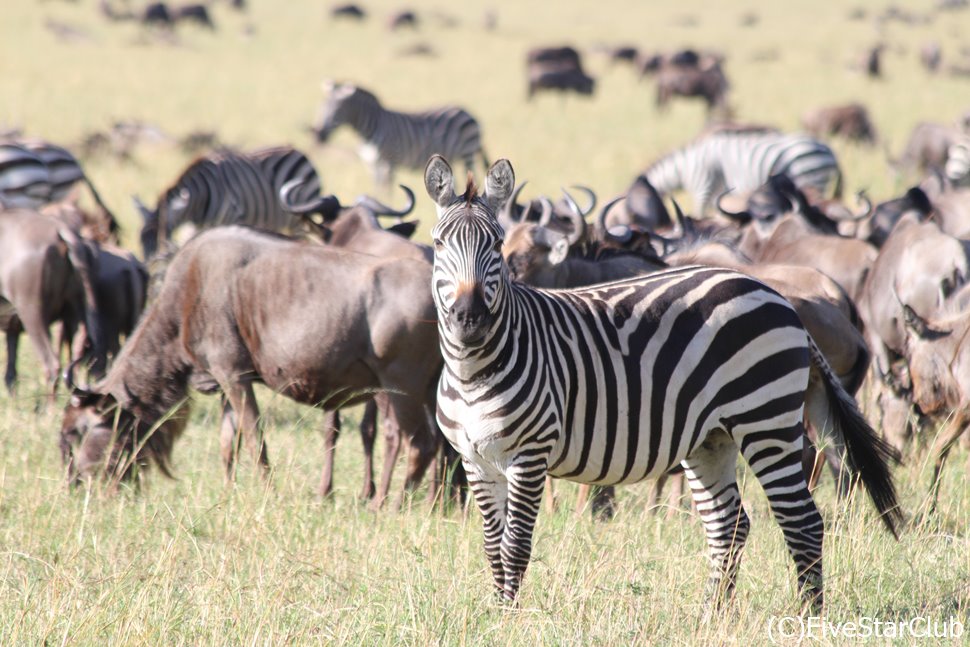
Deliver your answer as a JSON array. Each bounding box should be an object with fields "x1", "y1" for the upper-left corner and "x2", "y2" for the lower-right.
[
  {"x1": 135, "y1": 145, "x2": 322, "y2": 258},
  {"x1": 314, "y1": 82, "x2": 486, "y2": 187},
  {"x1": 646, "y1": 129, "x2": 842, "y2": 214},
  {"x1": 425, "y1": 155, "x2": 900, "y2": 611}
]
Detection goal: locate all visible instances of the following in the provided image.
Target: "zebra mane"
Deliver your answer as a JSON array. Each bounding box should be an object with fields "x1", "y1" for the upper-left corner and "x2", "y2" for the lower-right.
[{"x1": 464, "y1": 172, "x2": 478, "y2": 205}]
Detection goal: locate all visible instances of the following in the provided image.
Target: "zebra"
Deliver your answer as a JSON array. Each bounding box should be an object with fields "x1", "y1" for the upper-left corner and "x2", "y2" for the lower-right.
[
  {"x1": 645, "y1": 129, "x2": 842, "y2": 215},
  {"x1": 134, "y1": 145, "x2": 323, "y2": 258},
  {"x1": 313, "y1": 81, "x2": 487, "y2": 187},
  {"x1": 945, "y1": 135, "x2": 970, "y2": 186},
  {"x1": 0, "y1": 139, "x2": 118, "y2": 235},
  {"x1": 423, "y1": 154, "x2": 901, "y2": 611}
]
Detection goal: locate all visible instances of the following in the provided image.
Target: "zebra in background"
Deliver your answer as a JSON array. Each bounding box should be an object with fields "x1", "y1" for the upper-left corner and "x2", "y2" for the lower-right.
[
  {"x1": 134, "y1": 145, "x2": 323, "y2": 258},
  {"x1": 645, "y1": 129, "x2": 842, "y2": 214},
  {"x1": 0, "y1": 139, "x2": 119, "y2": 235},
  {"x1": 423, "y1": 155, "x2": 901, "y2": 611},
  {"x1": 313, "y1": 81, "x2": 487, "y2": 188}
]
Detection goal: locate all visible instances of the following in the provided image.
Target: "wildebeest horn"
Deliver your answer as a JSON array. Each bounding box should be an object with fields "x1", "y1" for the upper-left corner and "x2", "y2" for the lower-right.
[
  {"x1": 537, "y1": 197, "x2": 554, "y2": 228},
  {"x1": 715, "y1": 187, "x2": 750, "y2": 222},
  {"x1": 567, "y1": 185, "x2": 597, "y2": 216},
  {"x1": 279, "y1": 178, "x2": 342, "y2": 215},
  {"x1": 64, "y1": 359, "x2": 95, "y2": 397},
  {"x1": 851, "y1": 190, "x2": 873, "y2": 220},
  {"x1": 560, "y1": 188, "x2": 588, "y2": 245},
  {"x1": 597, "y1": 195, "x2": 627, "y2": 241},
  {"x1": 499, "y1": 181, "x2": 528, "y2": 224},
  {"x1": 355, "y1": 185, "x2": 416, "y2": 218},
  {"x1": 670, "y1": 197, "x2": 695, "y2": 237}
]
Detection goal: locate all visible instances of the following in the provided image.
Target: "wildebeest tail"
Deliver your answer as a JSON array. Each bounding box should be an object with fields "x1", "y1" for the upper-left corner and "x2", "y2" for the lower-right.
[
  {"x1": 808, "y1": 338, "x2": 903, "y2": 537},
  {"x1": 83, "y1": 175, "x2": 121, "y2": 235}
]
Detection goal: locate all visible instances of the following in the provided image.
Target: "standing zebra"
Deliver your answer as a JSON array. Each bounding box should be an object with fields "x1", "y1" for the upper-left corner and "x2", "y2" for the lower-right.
[
  {"x1": 424, "y1": 155, "x2": 901, "y2": 611},
  {"x1": 134, "y1": 145, "x2": 323, "y2": 258},
  {"x1": 313, "y1": 81, "x2": 487, "y2": 188},
  {"x1": 0, "y1": 139, "x2": 119, "y2": 235},
  {"x1": 645, "y1": 129, "x2": 842, "y2": 214}
]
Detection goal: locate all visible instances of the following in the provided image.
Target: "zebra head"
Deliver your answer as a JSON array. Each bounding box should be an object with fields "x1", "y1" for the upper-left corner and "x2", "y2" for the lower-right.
[
  {"x1": 425, "y1": 155, "x2": 514, "y2": 346},
  {"x1": 314, "y1": 81, "x2": 375, "y2": 143}
]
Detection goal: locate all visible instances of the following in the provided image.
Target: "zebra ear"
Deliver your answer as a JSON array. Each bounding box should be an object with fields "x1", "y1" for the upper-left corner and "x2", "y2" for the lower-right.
[
  {"x1": 321, "y1": 79, "x2": 335, "y2": 94},
  {"x1": 484, "y1": 159, "x2": 514, "y2": 214},
  {"x1": 425, "y1": 155, "x2": 456, "y2": 216}
]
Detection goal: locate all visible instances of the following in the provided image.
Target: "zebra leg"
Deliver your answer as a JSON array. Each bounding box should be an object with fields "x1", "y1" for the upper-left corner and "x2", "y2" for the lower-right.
[
  {"x1": 499, "y1": 461, "x2": 547, "y2": 601},
  {"x1": 318, "y1": 410, "x2": 340, "y2": 498},
  {"x1": 683, "y1": 430, "x2": 749, "y2": 612},
  {"x1": 739, "y1": 422, "x2": 824, "y2": 613},
  {"x1": 464, "y1": 458, "x2": 509, "y2": 597}
]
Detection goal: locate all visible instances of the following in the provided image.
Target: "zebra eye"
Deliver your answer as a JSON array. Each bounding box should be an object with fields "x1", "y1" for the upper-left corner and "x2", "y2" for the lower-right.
[
  {"x1": 492, "y1": 240, "x2": 503, "y2": 253},
  {"x1": 433, "y1": 238, "x2": 444, "y2": 251}
]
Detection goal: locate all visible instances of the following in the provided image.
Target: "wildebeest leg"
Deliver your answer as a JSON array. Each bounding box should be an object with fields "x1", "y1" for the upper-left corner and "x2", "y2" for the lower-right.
[
  {"x1": 372, "y1": 399, "x2": 401, "y2": 510},
  {"x1": 218, "y1": 396, "x2": 240, "y2": 482},
  {"x1": 318, "y1": 409, "x2": 340, "y2": 498},
  {"x1": 928, "y1": 412, "x2": 969, "y2": 512},
  {"x1": 4, "y1": 320, "x2": 22, "y2": 395},
  {"x1": 19, "y1": 307, "x2": 60, "y2": 400},
  {"x1": 646, "y1": 472, "x2": 668, "y2": 512},
  {"x1": 358, "y1": 401, "x2": 378, "y2": 500},
  {"x1": 387, "y1": 393, "x2": 437, "y2": 509},
  {"x1": 225, "y1": 381, "x2": 270, "y2": 480},
  {"x1": 664, "y1": 472, "x2": 687, "y2": 520}
]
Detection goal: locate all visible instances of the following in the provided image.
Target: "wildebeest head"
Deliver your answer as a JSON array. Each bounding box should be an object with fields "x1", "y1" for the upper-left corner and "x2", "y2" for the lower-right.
[
  {"x1": 502, "y1": 191, "x2": 588, "y2": 284},
  {"x1": 59, "y1": 365, "x2": 184, "y2": 485}
]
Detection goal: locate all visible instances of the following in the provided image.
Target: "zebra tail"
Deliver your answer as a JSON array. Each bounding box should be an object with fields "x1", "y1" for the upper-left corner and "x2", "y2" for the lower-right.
[
  {"x1": 83, "y1": 175, "x2": 121, "y2": 236},
  {"x1": 809, "y1": 338, "x2": 904, "y2": 537}
]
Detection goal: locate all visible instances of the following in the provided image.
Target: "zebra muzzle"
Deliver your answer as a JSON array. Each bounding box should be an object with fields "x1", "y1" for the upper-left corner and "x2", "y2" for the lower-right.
[{"x1": 447, "y1": 286, "x2": 492, "y2": 345}]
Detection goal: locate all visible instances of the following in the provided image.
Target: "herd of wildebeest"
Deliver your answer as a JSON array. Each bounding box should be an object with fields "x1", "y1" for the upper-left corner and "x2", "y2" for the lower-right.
[{"x1": 3, "y1": 0, "x2": 970, "y2": 608}]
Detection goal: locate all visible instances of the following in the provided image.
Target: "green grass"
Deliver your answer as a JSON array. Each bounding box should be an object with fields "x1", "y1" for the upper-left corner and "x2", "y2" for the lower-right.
[{"x1": 2, "y1": 0, "x2": 970, "y2": 643}]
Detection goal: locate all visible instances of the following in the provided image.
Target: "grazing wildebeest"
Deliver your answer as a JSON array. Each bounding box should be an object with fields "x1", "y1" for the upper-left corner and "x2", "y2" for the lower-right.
[
  {"x1": 0, "y1": 210, "x2": 103, "y2": 397},
  {"x1": 173, "y1": 4, "x2": 215, "y2": 28},
  {"x1": 526, "y1": 46, "x2": 595, "y2": 99},
  {"x1": 424, "y1": 154, "x2": 900, "y2": 610},
  {"x1": 59, "y1": 227, "x2": 442, "y2": 510},
  {"x1": 640, "y1": 50, "x2": 729, "y2": 116},
  {"x1": 801, "y1": 103, "x2": 877, "y2": 144}
]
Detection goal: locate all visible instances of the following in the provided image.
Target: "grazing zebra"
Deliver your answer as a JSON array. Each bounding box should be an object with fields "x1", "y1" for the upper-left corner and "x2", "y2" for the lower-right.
[
  {"x1": 424, "y1": 155, "x2": 901, "y2": 611},
  {"x1": 313, "y1": 81, "x2": 487, "y2": 187},
  {"x1": 134, "y1": 145, "x2": 323, "y2": 258},
  {"x1": 0, "y1": 139, "x2": 118, "y2": 235},
  {"x1": 646, "y1": 130, "x2": 842, "y2": 214}
]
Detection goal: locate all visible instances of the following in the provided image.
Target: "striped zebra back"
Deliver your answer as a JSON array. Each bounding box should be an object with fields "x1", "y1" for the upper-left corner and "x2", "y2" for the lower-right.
[
  {"x1": 156, "y1": 146, "x2": 322, "y2": 239},
  {"x1": 0, "y1": 142, "x2": 51, "y2": 208},
  {"x1": 645, "y1": 130, "x2": 841, "y2": 213}
]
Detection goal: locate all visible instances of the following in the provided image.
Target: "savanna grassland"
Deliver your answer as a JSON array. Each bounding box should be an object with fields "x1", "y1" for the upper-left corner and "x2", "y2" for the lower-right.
[{"x1": 2, "y1": 0, "x2": 970, "y2": 644}]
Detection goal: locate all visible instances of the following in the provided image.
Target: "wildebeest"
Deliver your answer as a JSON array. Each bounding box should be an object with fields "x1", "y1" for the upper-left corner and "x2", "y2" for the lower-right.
[
  {"x1": 330, "y1": 3, "x2": 366, "y2": 19},
  {"x1": 1, "y1": 209, "x2": 103, "y2": 397},
  {"x1": 641, "y1": 50, "x2": 729, "y2": 116},
  {"x1": 897, "y1": 297, "x2": 970, "y2": 507},
  {"x1": 279, "y1": 182, "x2": 458, "y2": 500},
  {"x1": 920, "y1": 42, "x2": 943, "y2": 72},
  {"x1": 59, "y1": 227, "x2": 442, "y2": 509},
  {"x1": 893, "y1": 122, "x2": 961, "y2": 174},
  {"x1": 388, "y1": 10, "x2": 417, "y2": 29},
  {"x1": 526, "y1": 46, "x2": 595, "y2": 99},
  {"x1": 801, "y1": 103, "x2": 877, "y2": 144}
]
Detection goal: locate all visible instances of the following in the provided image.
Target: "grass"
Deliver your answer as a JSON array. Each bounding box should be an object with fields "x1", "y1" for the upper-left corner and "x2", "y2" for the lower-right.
[{"x1": 2, "y1": 0, "x2": 970, "y2": 644}]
